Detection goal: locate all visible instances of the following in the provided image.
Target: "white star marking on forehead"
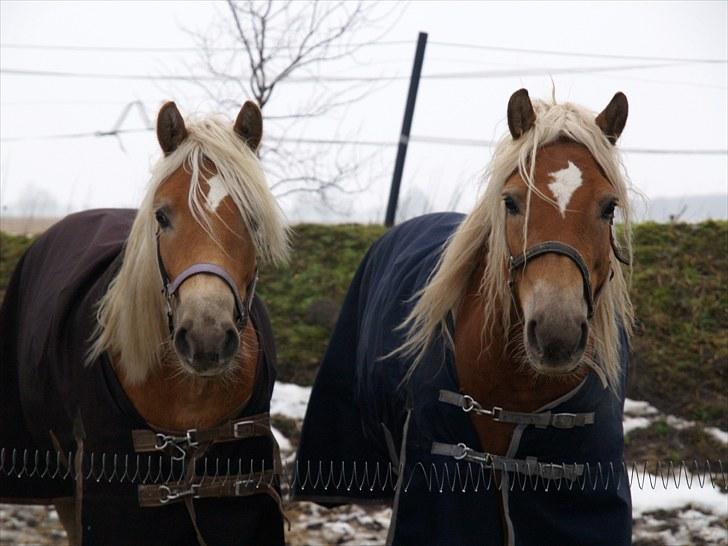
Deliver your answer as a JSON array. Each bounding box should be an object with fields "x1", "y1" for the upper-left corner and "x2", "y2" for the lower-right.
[
  {"x1": 205, "y1": 175, "x2": 229, "y2": 211},
  {"x1": 547, "y1": 161, "x2": 583, "y2": 217}
]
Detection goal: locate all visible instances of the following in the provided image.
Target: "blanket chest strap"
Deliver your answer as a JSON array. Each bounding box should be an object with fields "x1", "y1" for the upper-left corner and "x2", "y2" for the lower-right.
[
  {"x1": 431, "y1": 441, "x2": 585, "y2": 482},
  {"x1": 438, "y1": 390, "x2": 595, "y2": 429},
  {"x1": 138, "y1": 469, "x2": 279, "y2": 507},
  {"x1": 132, "y1": 412, "x2": 274, "y2": 458}
]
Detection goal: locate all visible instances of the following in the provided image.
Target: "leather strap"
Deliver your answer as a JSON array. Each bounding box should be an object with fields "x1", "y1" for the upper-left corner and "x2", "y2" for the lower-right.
[
  {"x1": 610, "y1": 227, "x2": 631, "y2": 265},
  {"x1": 138, "y1": 469, "x2": 280, "y2": 507},
  {"x1": 431, "y1": 442, "x2": 584, "y2": 482},
  {"x1": 132, "y1": 413, "x2": 274, "y2": 457},
  {"x1": 134, "y1": 417, "x2": 286, "y2": 543},
  {"x1": 438, "y1": 390, "x2": 595, "y2": 429},
  {"x1": 509, "y1": 240, "x2": 595, "y2": 318},
  {"x1": 155, "y1": 231, "x2": 257, "y2": 334}
]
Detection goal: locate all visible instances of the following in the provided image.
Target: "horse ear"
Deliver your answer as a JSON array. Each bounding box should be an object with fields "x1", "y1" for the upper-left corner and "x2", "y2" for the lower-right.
[
  {"x1": 234, "y1": 101, "x2": 263, "y2": 152},
  {"x1": 596, "y1": 92, "x2": 628, "y2": 145},
  {"x1": 507, "y1": 88, "x2": 536, "y2": 139},
  {"x1": 156, "y1": 102, "x2": 188, "y2": 155}
]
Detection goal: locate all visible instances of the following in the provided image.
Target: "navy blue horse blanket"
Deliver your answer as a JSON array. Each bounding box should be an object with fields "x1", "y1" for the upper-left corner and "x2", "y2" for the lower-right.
[
  {"x1": 0, "y1": 209, "x2": 284, "y2": 545},
  {"x1": 294, "y1": 212, "x2": 632, "y2": 545}
]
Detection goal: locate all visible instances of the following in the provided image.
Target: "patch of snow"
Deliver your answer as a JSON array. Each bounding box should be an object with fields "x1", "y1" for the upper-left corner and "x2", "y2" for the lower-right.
[
  {"x1": 631, "y1": 475, "x2": 728, "y2": 517},
  {"x1": 623, "y1": 416, "x2": 653, "y2": 435},
  {"x1": 633, "y1": 506, "x2": 728, "y2": 545},
  {"x1": 271, "y1": 382, "x2": 311, "y2": 420},
  {"x1": 624, "y1": 398, "x2": 727, "y2": 446},
  {"x1": 624, "y1": 398, "x2": 660, "y2": 416},
  {"x1": 271, "y1": 426, "x2": 292, "y2": 453},
  {"x1": 321, "y1": 521, "x2": 355, "y2": 543},
  {"x1": 705, "y1": 427, "x2": 728, "y2": 445}
]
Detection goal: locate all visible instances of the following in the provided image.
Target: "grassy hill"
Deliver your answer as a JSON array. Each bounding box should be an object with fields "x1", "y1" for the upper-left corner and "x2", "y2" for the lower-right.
[{"x1": 1, "y1": 221, "x2": 725, "y2": 430}]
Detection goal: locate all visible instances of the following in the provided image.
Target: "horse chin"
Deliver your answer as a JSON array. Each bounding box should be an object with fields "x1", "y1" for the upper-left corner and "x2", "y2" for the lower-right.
[
  {"x1": 176, "y1": 357, "x2": 237, "y2": 379},
  {"x1": 523, "y1": 351, "x2": 585, "y2": 379}
]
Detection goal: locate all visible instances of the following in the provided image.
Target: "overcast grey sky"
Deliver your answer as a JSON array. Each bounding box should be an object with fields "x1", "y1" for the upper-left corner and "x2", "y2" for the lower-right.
[{"x1": 1, "y1": 1, "x2": 726, "y2": 222}]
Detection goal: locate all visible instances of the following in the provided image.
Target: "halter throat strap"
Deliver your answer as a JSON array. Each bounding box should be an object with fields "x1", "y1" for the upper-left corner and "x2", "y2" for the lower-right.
[{"x1": 156, "y1": 233, "x2": 257, "y2": 334}]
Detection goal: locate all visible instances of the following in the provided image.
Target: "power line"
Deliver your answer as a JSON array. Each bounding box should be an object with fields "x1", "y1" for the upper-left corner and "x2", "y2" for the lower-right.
[
  {"x1": 3, "y1": 66, "x2": 723, "y2": 109},
  {"x1": 408, "y1": 135, "x2": 728, "y2": 156},
  {"x1": 2, "y1": 128, "x2": 725, "y2": 156},
  {"x1": 430, "y1": 40, "x2": 728, "y2": 65},
  {"x1": 0, "y1": 40, "x2": 413, "y2": 53},
  {"x1": 4, "y1": 40, "x2": 727, "y2": 65},
  {"x1": 0, "y1": 61, "x2": 685, "y2": 84},
  {"x1": 0, "y1": 67, "x2": 401, "y2": 83},
  {"x1": 0, "y1": 128, "x2": 151, "y2": 142}
]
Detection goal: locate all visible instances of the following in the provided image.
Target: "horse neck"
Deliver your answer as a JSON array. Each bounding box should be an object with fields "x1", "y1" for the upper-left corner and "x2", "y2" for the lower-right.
[
  {"x1": 453, "y1": 257, "x2": 587, "y2": 455},
  {"x1": 115, "y1": 322, "x2": 259, "y2": 431}
]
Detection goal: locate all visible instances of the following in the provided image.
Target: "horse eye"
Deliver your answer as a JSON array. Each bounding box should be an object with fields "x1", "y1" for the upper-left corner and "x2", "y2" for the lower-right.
[
  {"x1": 504, "y1": 196, "x2": 520, "y2": 216},
  {"x1": 155, "y1": 209, "x2": 171, "y2": 229},
  {"x1": 601, "y1": 201, "x2": 617, "y2": 220}
]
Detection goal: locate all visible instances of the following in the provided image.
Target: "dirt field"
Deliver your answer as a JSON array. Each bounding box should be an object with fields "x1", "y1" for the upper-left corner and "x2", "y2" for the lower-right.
[{"x1": 0, "y1": 217, "x2": 59, "y2": 236}]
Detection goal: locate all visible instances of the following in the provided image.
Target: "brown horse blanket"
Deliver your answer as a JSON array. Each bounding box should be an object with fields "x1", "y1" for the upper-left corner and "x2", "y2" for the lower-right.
[{"x1": 0, "y1": 209, "x2": 284, "y2": 545}]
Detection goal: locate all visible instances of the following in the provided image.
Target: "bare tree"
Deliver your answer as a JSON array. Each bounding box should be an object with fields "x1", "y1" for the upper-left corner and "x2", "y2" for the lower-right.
[{"x1": 189, "y1": 0, "x2": 402, "y2": 203}]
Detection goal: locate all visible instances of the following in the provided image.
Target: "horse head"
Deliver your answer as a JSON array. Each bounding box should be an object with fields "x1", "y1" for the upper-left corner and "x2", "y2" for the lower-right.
[
  {"x1": 152, "y1": 101, "x2": 265, "y2": 377},
  {"x1": 503, "y1": 89, "x2": 629, "y2": 375}
]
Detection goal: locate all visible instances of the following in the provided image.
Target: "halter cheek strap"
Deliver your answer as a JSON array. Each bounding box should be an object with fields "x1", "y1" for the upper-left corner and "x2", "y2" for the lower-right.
[
  {"x1": 610, "y1": 226, "x2": 631, "y2": 266},
  {"x1": 156, "y1": 233, "x2": 257, "y2": 335}
]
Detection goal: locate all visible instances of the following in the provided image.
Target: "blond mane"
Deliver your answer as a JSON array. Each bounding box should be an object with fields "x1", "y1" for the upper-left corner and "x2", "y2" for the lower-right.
[
  {"x1": 399, "y1": 98, "x2": 634, "y2": 390},
  {"x1": 89, "y1": 116, "x2": 289, "y2": 384}
]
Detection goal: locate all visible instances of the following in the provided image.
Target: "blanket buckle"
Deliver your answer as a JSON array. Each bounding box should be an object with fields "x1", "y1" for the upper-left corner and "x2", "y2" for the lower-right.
[
  {"x1": 233, "y1": 420, "x2": 255, "y2": 438},
  {"x1": 551, "y1": 413, "x2": 577, "y2": 429}
]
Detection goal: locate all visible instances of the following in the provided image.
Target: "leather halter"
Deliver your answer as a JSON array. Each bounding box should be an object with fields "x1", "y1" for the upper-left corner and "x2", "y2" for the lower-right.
[
  {"x1": 156, "y1": 232, "x2": 257, "y2": 334},
  {"x1": 508, "y1": 229, "x2": 630, "y2": 319}
]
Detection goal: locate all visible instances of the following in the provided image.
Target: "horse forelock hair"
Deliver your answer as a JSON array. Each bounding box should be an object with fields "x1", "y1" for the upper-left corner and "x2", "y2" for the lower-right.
[
  {"x1": 88, "y1": 115, "x2": 290, "y2": 384},
  {"x1": 399, "y1": 98, "x2": 634, "y2": 391}
]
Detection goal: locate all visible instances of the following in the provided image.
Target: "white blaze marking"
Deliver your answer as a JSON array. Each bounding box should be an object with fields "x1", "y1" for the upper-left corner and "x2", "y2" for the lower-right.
[
  {"x1": 205, "y1": 175, "x2": 228, "y2": 211},
  {"x1": 547, "y1": 161, "x2": 583, "y2": 217}
]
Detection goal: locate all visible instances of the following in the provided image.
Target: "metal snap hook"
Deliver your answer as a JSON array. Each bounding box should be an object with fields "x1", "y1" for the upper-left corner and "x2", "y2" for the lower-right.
[{"x1": 453, "y1": 443, "x2": 469, "y2": 460}]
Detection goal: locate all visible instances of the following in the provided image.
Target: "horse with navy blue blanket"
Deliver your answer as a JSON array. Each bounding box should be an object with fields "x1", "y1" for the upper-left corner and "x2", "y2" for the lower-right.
[
  {"x1": 294, "y1": 89, "x2": 635, "y2": 545},
  {"x1": 1, "y1": 100, "x2": 289, "y2": 545}
]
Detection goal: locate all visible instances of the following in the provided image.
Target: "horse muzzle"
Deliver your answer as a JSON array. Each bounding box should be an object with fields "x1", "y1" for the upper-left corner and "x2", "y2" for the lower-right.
[
  {"x1": 510, "y1": 242, "x2": 593, "y2": 373},
  {"x1": 525, "y1": 311, "x2": 588, "y2": 372},
  {"x1": 173, "y1": 316, "x2": 240, "y2": 375}
]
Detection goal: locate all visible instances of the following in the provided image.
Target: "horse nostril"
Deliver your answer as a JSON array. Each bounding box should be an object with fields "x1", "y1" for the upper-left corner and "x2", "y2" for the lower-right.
[
  {"x1": 174, "y1": 327, "x2": 192, "y2": 361},
  {"x1": 577, "y1": 321, "x2": 589, "y2": 352},
  {"x1": 221, "y1": 328, "x2": 239, "y2": 360},
  {"x1": 527, "y1": 320, "x2": 542, "y2": 356}
]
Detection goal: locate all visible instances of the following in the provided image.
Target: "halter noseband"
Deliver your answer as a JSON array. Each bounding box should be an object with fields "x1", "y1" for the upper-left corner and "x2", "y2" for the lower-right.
[
  {"x1": 508, "y1": 230, "x2": 630, "y2": 320},
  {"x1": 156, "y1": 233, "x2": 257, "y2": 335}
]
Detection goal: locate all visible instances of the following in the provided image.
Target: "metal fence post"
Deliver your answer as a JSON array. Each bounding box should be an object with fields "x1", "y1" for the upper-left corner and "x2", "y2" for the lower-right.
[{"x1": 384, "y1": 32, "x2": 428, "y2": 227}]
